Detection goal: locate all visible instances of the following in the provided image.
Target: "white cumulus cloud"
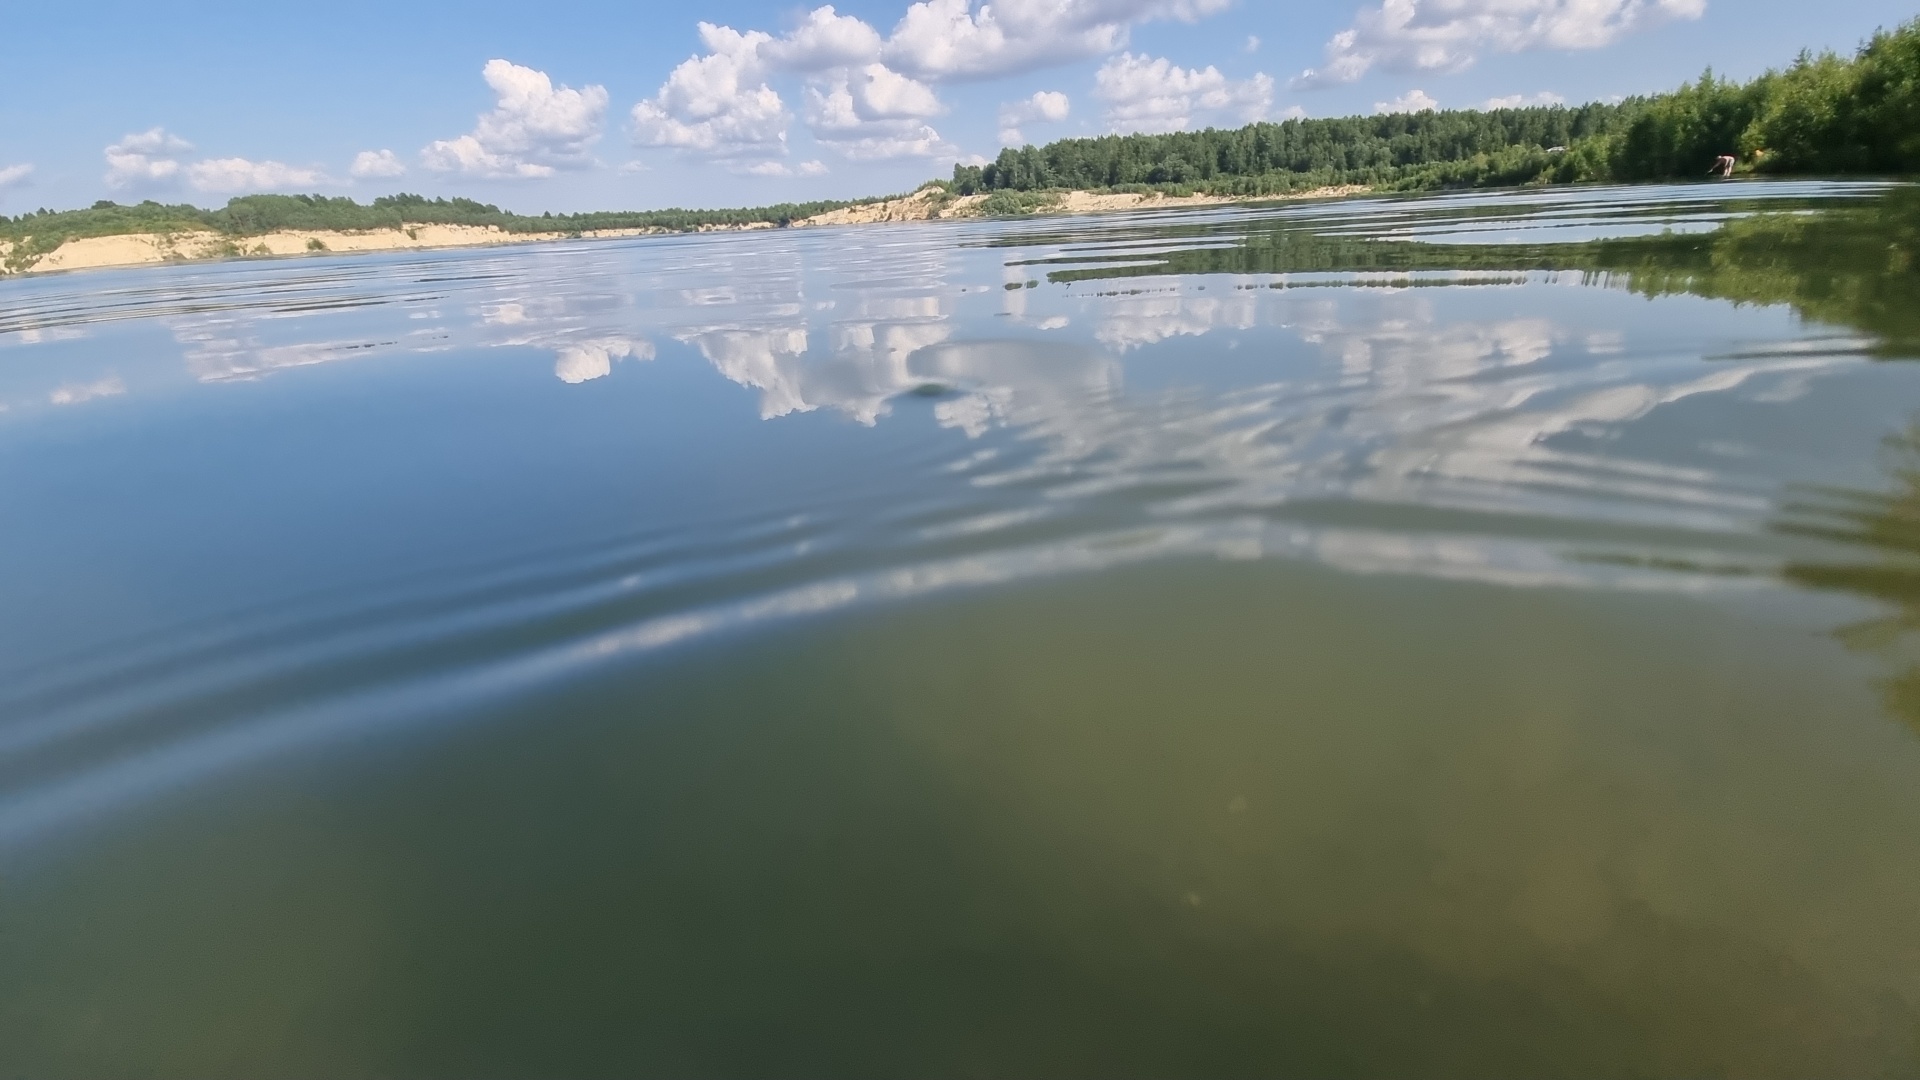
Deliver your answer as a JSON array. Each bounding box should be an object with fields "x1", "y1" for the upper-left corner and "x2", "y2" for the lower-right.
[
  {"x1": 998, "y1": 90, "x2": 1070, "y2": 145},
  {"x1": 629, "y1": 2, "x2": 1239, "y2": 165},
  {"x1": 1296, "y1": 0, "x2": 1707, "y2": 87},
  {"x1": 739, "y1": 159, "x2": 831, "y2": 176},
  {"x1": 102, "y1": 129, "x2": 330, "y2": 195},
  {"x1": 632, "y1": 24, "x2": 791, "y2": 160},
  {"x1": 187, "y1": 158, "x2": 327, "y2": 193},
  {"x1": 763, "y1": 5, "x2": 885, "y2": 70},
  {"x1": 104, "y1": 127, "x2": 193, "y2": 190},
  {"x1": 853, "y1": 62, "x2": 945, "y2": 118},
  {"x1": 1483, "y1": 91, "x2": 1568, "y2": 109},
  {"x1": 801, "y1": 63, "x2": 951, "y2": 160},
  {"x1": 882, "y1": 0, "x2": 1231, "y2": 81},
  {"x1": 1376, "y1": 88, "x2": 1441, "y2": 113},
  {"x1": 803, "y1": 70, "x2": 952, "y2": 159},
  {"x1": 0, "y1": 163, "x2": 31, "y2": 192},
  {"x1": 423, "y1": 59, "x2": 608, "y2": 178},
  {"x1": 1095, "y1": 53, "x2": 1272, "y2": 134},
  {"x1": 349, "y1": 149, "x2": 407, "y2": 179}
]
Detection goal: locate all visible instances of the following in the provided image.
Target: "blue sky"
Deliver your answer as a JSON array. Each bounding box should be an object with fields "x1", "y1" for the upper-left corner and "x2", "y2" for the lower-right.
[{"x1": 1, "y1": 0, "x2": 1913, "y2": 214}]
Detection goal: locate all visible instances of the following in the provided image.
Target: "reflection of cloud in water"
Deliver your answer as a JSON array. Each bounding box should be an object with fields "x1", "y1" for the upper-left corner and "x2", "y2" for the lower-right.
[
  {"x1": 1095, "y1": 291, "x2": 1258, "y2": 351},
  {"x1": 644, "y1": 271, "x2": 1846, "y2": 572},
  {"x1": 555, "y1": 337, "x2": 655, "y2": 384},
  {"x1": 2, "y1": 327, "x2": 89, "y2": 349},
  {"x1": 161, "y1": 281, "x2": 661, "y2": 385},
  {"x1": 180, "y1": 332, "x2": 388, "y2": 382},
  {"x1": 1243, "y1": 295, "x2": 1837, "y2": 527},
  {"x1": 1297, "y1": 301, "x2": 1555, "y2": 381},
  {"x1": 48, "y1": 376, "x2": 126, "y2": 405},
  {"x1": 913, "y1": 340, "x2": 1122, "y2": 440},
  {"x1": 680, "y1": 319, "x2": 954, "y2": 424},
  {"x1": 683, "y1": 328, "x2": 812, "y2": 418},
  {"x1": 1356, "y1": 364, "x2": 1792, "y2": 525},
  {"x1": 851, "y1": 295, "x2": 943, "y2": 322},
  {"x1": 43, "y1": 211, "x2": 1864, "y2": 594},
  {"x1": 932, "y1": 391, "x2": 1007, "y2": 439},
  {"x1": 995, "y1": 276, "x2": 1071, "y2": 331},
  {"x1": 893, "y1": 287, "x2": 1861, "y2": 585}
]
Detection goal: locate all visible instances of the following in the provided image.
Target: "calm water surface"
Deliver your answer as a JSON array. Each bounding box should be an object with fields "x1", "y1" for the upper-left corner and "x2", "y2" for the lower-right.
[{"x1": 4, "y1": 181, "x2": 1920, "y2": 1077}]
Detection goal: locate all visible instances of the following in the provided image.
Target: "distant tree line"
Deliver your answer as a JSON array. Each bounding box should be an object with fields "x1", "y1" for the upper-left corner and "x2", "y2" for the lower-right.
[
  {"x1": 951, "y1": 16, "x2": 1920, "y2": 197},
  {"x1": 950, "y1": 104, "x2": 1626, "y2": 195},
  {"x1": 0, "y1": 192, "x2": 884, "y2": 238},
  {"x1": 0, "y1": 192, "x2": 888, "y2": 272}
]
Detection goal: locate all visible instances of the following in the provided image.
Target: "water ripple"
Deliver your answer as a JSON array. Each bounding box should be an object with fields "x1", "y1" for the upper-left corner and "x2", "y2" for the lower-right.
[{"x1": 0, "y1": 180, "x2": 1912, "y2": 853}]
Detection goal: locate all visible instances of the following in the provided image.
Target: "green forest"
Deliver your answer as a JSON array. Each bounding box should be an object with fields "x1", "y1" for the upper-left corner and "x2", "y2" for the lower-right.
[
  {"x1": 956, "y1": 16, "x2": 1920, "y2": 196},
  {"x1": 2, "y1": 15, "x2": 1916, "y2": 270}
]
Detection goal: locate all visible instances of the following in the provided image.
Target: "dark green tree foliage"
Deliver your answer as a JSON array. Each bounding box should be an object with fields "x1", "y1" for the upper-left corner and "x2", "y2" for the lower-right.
[
  {"x1": 1610, "y1": 72, "x2": 1770, "y2": 180},
  {"x1": 949, "y1": 165, "x2": 986, "y2": 195},
  {"x1": 1746, "y1": 23, "x2": 1920, "y2": 172},
  {"x1": 976, "y1": 105, "x2": 1627, "y2": 192},
  {"x1": 220, "y1": 194, "x2": 404, "y2": 233}
]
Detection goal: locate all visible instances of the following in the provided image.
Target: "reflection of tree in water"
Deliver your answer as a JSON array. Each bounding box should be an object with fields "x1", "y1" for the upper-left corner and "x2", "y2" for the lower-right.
[
  {"x1": 1597, "y1": 191, "x2": 1920, "y2": 356},
  {"x1": 1779, "y1": 424, "x2": 1920, "y2": 732},
  {"x1": 1020, "y1": 186, "x2": 1920, "y2": 356}
]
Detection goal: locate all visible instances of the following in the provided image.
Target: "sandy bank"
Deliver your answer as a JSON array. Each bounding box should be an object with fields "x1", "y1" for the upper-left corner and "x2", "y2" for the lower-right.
[
  {"x1": 796, "y1": 190, "x2": 989, "y2": 225},
  {"x1": 2, "y1": 222, "x2": 660, "y2": 274},
  {"x1": 0, "y1": 222, "x2": 712, "y2": 276},
  {"x1": 1, "y1": 185, "x2": 1367, "y2": 277},
  {"x1": 791, "y1": 184, "x2": 1369, "y2": 226},
  {"x1": 1046, "y1": 187, "x2": 1368, "y2": 213}
]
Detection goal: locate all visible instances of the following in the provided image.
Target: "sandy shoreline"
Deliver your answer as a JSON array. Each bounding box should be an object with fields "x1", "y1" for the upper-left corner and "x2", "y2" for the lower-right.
[
  {"x1": 0, "y1": 222, "x2": 705, "y2": 276},
  {"x1": 0, "y1": 185, "x2": 1366, "y2": 278}
]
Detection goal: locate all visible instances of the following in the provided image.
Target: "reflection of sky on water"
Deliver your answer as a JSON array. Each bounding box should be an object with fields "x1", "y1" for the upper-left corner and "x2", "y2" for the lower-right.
[
  {"x1": 2, "y1": 183, "x2": 1917, "y2": 849},
  {"x1": 0, "y1": 185, "x2": 1896, "y2": 586}
]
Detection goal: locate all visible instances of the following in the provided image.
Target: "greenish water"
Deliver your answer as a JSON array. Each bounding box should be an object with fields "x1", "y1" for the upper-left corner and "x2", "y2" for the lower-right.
[{"x1": 3, "y1": 181, "x2": 1920, "y2": 1077}]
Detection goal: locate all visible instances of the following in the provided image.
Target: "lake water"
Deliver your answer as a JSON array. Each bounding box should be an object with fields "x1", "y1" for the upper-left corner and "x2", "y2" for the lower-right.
[{"x1": 4, "y1": 181, "x2": 1920, "y2": 1077}]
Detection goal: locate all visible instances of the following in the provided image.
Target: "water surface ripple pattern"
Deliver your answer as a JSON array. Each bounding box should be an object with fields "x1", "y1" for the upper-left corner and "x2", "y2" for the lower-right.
[{"x1": 0, "y1": 180, "x2": 1914, "y2": 850}]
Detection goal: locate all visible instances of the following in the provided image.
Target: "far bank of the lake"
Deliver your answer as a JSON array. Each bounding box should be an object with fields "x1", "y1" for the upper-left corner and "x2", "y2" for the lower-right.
[{"x1": 0, "y1": 185, "x2": 1369, "y2": 278}]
